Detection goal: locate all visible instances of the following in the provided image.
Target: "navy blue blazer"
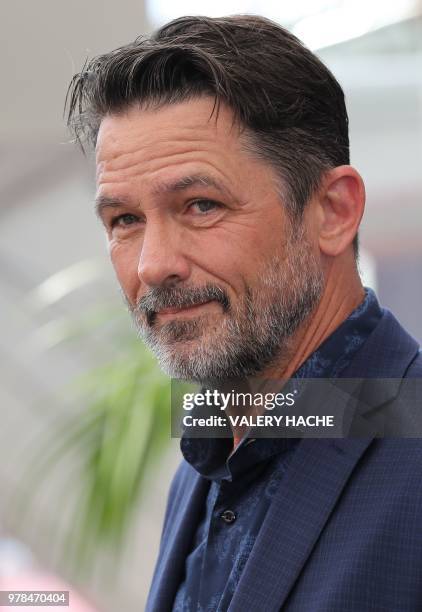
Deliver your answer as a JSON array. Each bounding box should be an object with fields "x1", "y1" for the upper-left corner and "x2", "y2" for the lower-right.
[{"x1": 147, "y1": 309, "x2": 422, "y2": 612}]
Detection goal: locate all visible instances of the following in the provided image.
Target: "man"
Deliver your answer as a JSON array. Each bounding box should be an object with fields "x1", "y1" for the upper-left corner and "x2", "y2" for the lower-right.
[{"x1": 67, "y1": 15, "x2": 422, "y2": 611}]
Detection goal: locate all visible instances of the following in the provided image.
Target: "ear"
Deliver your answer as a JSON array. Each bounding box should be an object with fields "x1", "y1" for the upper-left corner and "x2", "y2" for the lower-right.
[{"x1": 317, "y1": 166, "x2": 365, "y2": 257}]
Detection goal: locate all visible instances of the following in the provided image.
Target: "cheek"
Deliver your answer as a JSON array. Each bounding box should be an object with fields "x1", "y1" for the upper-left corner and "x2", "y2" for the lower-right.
[
  {"x1": 195, "y1": 216, "x2": 285, "y2": 282},
  {"x1": 187, "y1": 229, "x2": 237, "y2": 275},
  {"x1": 186, "y1": 228, "x2": 256, "y2": 300}
]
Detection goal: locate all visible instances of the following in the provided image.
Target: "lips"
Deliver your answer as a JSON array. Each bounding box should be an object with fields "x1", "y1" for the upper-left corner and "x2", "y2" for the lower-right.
[{"x1": 157, "y1": 301, "x2": 211, "y2": 316}]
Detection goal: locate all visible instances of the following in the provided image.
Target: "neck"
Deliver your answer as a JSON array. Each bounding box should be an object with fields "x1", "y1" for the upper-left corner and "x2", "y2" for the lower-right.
[
  {"x1": 231, "y1": 259, "x2": 365, "y2": 449},
  {"x1": 270, "y1": 261, "x2": 364, "y2": 379}
]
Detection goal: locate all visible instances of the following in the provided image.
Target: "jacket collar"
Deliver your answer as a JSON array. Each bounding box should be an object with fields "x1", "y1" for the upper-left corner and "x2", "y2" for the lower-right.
[{"x1": 340, "y1": 307, "x2": 420, "y2": 410}]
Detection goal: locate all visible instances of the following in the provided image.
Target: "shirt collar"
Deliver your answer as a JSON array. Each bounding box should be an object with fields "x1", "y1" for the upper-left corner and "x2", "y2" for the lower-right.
[{"x1": 294, "y1": 287, "x2": 382, "y2": 379}]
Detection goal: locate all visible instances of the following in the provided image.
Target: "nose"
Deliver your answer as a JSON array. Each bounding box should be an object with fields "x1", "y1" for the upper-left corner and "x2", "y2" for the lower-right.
[{"x1": 137, "y1": 219, "x2": 191, "y2": 287}]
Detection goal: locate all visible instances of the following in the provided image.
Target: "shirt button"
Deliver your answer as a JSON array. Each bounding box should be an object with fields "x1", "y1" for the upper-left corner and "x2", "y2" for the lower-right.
[{"x1": 221, "y1": 509, "x2": 236, "y2": 524}]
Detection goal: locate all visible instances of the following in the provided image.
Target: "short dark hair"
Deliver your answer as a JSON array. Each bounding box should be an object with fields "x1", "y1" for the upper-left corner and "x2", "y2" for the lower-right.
[{"x1": 67, "y1": 14, "x2": 356, "y2": 248}]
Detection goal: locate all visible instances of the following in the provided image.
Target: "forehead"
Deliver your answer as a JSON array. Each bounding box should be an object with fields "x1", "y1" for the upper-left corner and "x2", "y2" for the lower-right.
[
  {"x1": 96, "y1": 97, "x2": 243, "y2": 167},
  {"x1": 94, "y1": 97, "x2": 281, "y2": 205}
]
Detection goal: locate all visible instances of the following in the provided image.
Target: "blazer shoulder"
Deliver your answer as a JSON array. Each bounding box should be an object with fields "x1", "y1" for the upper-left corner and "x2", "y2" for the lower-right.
[{"x1": 345, "y1": 308, "x2": 420, "y2": 378}]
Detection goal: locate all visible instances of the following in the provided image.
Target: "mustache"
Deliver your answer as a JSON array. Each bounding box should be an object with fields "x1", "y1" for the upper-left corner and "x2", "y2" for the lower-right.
[{"x1": 131, "y1": 284, "x2": 230, "y2": 324}]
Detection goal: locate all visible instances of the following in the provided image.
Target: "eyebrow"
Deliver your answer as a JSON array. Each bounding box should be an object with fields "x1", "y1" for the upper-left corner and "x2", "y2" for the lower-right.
[
  {"x1": 95, "y1": 174, "x2": 230, "y2": 218},
  {"x1": 95, "y1": 195, "x2": 130, "y2": 218}
]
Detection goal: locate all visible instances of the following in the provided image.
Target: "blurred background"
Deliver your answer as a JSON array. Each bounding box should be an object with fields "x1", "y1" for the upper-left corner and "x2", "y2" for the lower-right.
[{"x1": 1, "y1": 0, "x2": 421, "y2": 610}]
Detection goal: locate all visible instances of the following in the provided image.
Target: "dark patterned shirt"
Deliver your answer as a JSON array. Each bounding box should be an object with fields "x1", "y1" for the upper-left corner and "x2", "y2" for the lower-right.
[{"x1": 173, "y1": 288, "x2": 383, "y2": 612}]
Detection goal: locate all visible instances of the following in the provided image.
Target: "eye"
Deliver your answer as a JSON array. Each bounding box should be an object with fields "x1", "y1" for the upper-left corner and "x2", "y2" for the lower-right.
[
  {"x1": 188, "y1": 200, "x2": 221, "y2": 214},
  {"x1": 110, "y1": 213, "x2": 140, "y2": 228}
]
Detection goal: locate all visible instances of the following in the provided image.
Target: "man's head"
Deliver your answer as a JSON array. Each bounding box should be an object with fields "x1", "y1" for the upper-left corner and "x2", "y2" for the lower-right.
[{"x1": 67, "y1": 15, "x2": 364, "y2": 382}]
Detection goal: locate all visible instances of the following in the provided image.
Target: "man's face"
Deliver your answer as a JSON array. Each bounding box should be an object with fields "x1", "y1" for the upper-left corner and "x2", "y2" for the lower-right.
[{"x1": 95, "y1": 97, "x2": 324, "y2": 382}]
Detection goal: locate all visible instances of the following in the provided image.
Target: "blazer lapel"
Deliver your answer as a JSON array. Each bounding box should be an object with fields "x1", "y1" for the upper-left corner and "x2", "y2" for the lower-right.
[{"x1": 229, "y1": 436, "x2": 373, "y2": 612}]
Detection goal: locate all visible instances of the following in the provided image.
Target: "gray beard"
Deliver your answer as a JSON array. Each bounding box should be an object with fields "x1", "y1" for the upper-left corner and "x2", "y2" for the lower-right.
[{"x1": 126, "y1": 225, "x2": 324, "y2": 383}]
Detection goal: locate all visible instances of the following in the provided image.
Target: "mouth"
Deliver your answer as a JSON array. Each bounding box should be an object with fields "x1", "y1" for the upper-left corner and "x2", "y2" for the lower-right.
[{"x1": 156, "y1": 300, "x2": 214, "y2": 319}]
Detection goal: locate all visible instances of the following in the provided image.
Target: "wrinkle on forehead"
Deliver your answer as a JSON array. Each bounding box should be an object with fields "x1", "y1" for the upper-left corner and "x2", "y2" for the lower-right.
[
  {"x1": 96, "y1": 152, "x2": 238, "y2": 193},
  {"x1": 97, "y1": 141, "x2": 230, "y2": 175},
  {"x1": 95, "y1": 104, "x2": 251, "y2": 197},
  {"x1": 95, "y1": 98, "x2": 243, "y2": 164}
]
